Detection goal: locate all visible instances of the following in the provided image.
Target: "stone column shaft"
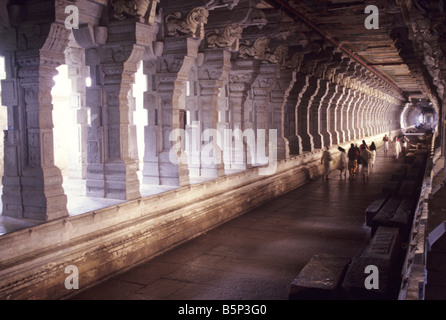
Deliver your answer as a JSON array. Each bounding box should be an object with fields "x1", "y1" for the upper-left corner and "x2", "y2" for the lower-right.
[
  {"x1": 2, "y1": 46, "x2": 69, "y2": 220},
  {"x1": 228, "y1": 58, "x2": 259, "y2": 170}
]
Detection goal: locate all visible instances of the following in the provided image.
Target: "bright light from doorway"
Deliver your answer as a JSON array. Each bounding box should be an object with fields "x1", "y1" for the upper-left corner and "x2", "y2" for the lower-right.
[{"x1": 418, "y1": 114, "x2": 424, "y2": 124}]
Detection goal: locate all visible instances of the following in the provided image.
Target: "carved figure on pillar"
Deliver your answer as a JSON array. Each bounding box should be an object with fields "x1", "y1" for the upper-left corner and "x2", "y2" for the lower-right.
[
  {"x1": 165, "y1": 7, "x2": 210, "y2": 39},
  {"x1": 206, "y1": 24, "x2": 243, "y2": 51}
]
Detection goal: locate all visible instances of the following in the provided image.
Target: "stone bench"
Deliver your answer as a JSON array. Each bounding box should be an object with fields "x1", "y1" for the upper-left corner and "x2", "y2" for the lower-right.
[
  {"x1": 341, "y1": 226, "x2": 402, "y2": 299},
  {"x1": 288, "y1": 254, "x2": 350, "y2": 300},
  {"x1": 370, "y1": 198, "x2": 401, "y2": 235},
  {"x1": 365, "y1": 198, "x2": 388, "y2": 227},
  {"x1": 371, "y1": 198, "x2": 415, "y2": 240}
]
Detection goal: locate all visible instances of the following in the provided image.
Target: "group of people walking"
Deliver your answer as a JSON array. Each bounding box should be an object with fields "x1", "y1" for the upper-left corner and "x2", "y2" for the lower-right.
[
  {"x1": 320, "y1": 134, "x2": 410, "y2": 182},
  {"x1": 344, "y1": 140, "x2": 376, "y2": 181},
  {"x1": 320, "y1": 140, "x2": 376, "y2": 181},
  {"x1": 382, "y1": 134, "x2": 409, "y2": 160}
]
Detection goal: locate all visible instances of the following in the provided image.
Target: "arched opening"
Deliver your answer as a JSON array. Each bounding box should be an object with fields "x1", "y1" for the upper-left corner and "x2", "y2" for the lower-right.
[{"x1": 401, "y1": 99, "x2": 438, "y2": 135}]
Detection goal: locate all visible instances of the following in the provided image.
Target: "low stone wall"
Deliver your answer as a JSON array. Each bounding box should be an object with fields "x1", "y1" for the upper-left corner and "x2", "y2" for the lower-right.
[{"x1": 0, "y1": 132, "x2": 394, "y2": 300}]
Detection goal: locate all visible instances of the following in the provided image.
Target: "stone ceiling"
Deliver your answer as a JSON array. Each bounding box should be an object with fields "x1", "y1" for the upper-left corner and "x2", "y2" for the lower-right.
[{"x1": 263, "y1": 0, "x2": 443, "y2": 109}]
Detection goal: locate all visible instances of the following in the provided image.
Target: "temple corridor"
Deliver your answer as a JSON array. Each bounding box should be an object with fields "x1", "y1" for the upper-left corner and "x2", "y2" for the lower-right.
[
  {"x1": 69, "y1": 140, "x2": 428, "y2": 300},
  {"x1": 0, "y1": 0, "x2": 445, "y2": 301}
]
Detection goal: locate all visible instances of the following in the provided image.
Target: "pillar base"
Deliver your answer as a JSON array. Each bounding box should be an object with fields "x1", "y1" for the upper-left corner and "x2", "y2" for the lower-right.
[
  {"x1": 2, "y1": 166, "x2": 69, "y2": 221},
  {"x1": 86, "y1": 159, "x2": 141, "y2": 200}
]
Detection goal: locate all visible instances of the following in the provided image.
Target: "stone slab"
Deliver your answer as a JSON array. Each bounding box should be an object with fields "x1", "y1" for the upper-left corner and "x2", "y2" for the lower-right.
[
  {"x1": 371, "y1": 198, "x2": 401, "y2": 235},
  {"x1": 365, "y1": 198, "x2": 388, "y2": 227},
  {"x1": 341, "y1": 227, "x2": 403, "y2": 300},
  {"x1": 289, "y1": 254, "x2": 350, "y2": 300},
  {"x1": 371, "y1": 199, "x2": 414, "y2": 240},
  {"x1": 362, "y1": 226, "x2": 402, "y2": 263},
  {"x1": 341, "y1": 257, "x2": 394, "y2": 299}
]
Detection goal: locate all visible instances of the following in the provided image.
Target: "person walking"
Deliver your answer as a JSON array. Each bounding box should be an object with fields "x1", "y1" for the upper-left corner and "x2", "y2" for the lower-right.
[
  {"x1": 401, "y1": 135, "x2": 409, "y2": 155},
  {"x1": 360, "y1": 146, "x2": 372, "y2": 182},
  {"x1": 369, "y1": 141, "x2": 377, "y2": 168},
  {"x1": 347, "y1": 143, "x2": 359, "y2": 180},
  {"x1": 321, "y1": 146, "x2": 332, "y2": 180},
  {"x1": 358, "y1": 141, "x2": 368, "y2": 178},
  {"x1": 361, "y1": 140, "x2": 368, "y2": 150},
  {"x1": 382, "y1": 134, "x2": 389, "y2": 156},
  {"x1": 337, "y1": 146, "x2": 348, "y2": 180},
  {"x1": 392, "y1": 136, "x2": 402, "y2": 160}
]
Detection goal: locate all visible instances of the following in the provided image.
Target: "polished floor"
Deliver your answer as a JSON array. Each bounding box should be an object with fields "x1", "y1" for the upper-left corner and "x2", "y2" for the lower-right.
[{"x1": 69, "y1": 143, "x2": 412, "y2": 300}]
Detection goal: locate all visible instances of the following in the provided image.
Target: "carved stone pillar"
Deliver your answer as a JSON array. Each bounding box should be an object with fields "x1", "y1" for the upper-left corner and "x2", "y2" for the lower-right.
[
  {"x1": 331, "y1": 85, "x2": 345, "y2": 145},
  {"x1": 127, "y1": 85, "x2": 139, "y2": 170},
  {"x1": 249, "y1": 64, "x2": 278, "y2": 164},
  {"x1": 372, "y1": 96, "x2": 382, "y2": 135},
  {"x1": 355, "y1": 91, "x2": 366, "y2": 139},
  {"x1": 271, "y1": 68, "x2": 293, "y2": 160},
  {"x1": 364, "y1": 93, "x2": 374, "y2": 137},
  {"x1": 141, "y1": 60, "x2": 160, "y2": 184},
  {"x1": 320, "y1": 81, "x2": 337, "y2": 147},
  {"x1": 228, "y1": 58, "x2": 259, "y2": 170},
  {"x1": 346, "y1": 89, "x2": 357, "y2": 141},
  {"x1": 283, "y1": 70, "x2": 297, "y2": 153},
  {"x1": 150, "y1": 36, "x2": 202, "y2": 186},
  {"x1": 65, "y1": 44, "x2": 89, "y2": 179},
  {"x1": 338, "y1": 85, "x2": 352, "y2": 143},
  {"x1": 309, "y1": 78, "x2": 329, "y2": 149},
  {"x1": 197, "y1": 48, "x2": 231, "y2": 178},
  {"x1": 1, "y1": 22, "x2": 70, "y2": 220},
  {"x1": 377, "y1": 98, "x2": 386, "y2": 134},
  {"x1": 85, "y1": 18, "x2": 161, "y2": 200},
  {"x1": 369, "y1": 95, "x2": 377, "y2": 135},
  {"x1": 296, "y1": 75, "x2": 316, "y2": 152},
  {"x1": 287, "y1": 73, "x2": 308, "y2": 155}
]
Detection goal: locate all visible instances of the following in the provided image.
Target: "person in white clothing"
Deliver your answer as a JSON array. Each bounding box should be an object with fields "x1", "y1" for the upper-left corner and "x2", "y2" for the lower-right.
[
  {"x1": 369, "y1": 141, "x2": 377, "y2": 168},
  {"x1": 392, "y1": 136, "x2": 402, "y2": 160},
  {"x1": 321, "y1": 146, "x2": 332, "y2": 180},
  {"x1": 382, "y1": 134, "x2": 389, "y2": 156},
  {"x1": 337, "y1": 146, "x2": 348, "y2": 180}
]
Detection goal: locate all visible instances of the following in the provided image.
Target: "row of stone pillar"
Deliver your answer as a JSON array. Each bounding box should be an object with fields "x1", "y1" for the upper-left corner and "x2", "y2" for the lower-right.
[
  {"x1": 139, "y1": 37, "x2": 402, "y2": 191},
  {"x1": 0, "y1": 1, "x2": 403, "y2": 221}
]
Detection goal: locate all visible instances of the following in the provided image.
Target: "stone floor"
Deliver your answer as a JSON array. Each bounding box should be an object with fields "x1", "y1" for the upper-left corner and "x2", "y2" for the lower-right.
[{"x1": 69, "y1": 144, "x2": 412, "y2": 300}]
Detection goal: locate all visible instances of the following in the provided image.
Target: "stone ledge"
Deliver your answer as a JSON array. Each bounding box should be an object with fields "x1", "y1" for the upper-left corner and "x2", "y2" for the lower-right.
[
  {"x1": 288, "y1": 254, "x2": 350, "y2": 300},
  {"x1": 341, "y1": 226, "x2": 403, "y2": 300}
]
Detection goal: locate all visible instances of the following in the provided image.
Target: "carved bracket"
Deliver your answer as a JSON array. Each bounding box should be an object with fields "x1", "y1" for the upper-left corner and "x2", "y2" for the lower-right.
[
  {"x1": 206, "y1": 24, "x2": 243, "y2": 51},
  {"x1": 165, "y1": 7, "x2": 210, "y2": 39}
]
